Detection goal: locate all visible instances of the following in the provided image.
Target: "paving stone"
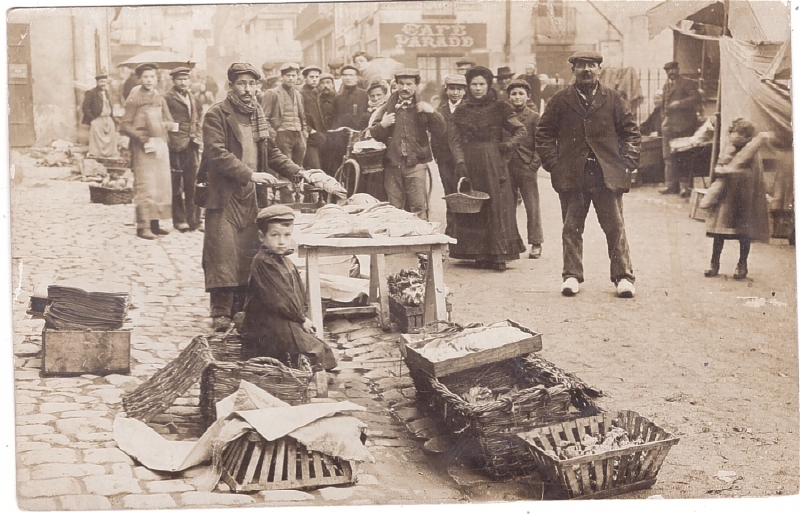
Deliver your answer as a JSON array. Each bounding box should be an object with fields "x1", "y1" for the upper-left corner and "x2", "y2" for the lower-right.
[
  {"x1": 20, "y1": 448, "x2": 78, "y2": 466},
  {"x1": 55, "y1": 417, "x2": 113, "y2": 435},
  {"x1": 17, "y1": 425, "x2": 54, "y2": 436},
  {"x1": 348, "y1": 327, "x2": 386, "y2": 341},
  {"x1": 75, "y1": 432, "x2": 114, "y2": 442},
  {"x1": 104, "y1": 374, "x2": 142, "y2": 387},
  {"x1": 15, "y1": 394, "x2": 38, "y2": 404},
  {"x1": 32, "y1": 463, "x2": 106, "y2": 479},
  {"x1": 180, "y1": 491, "x2": 255, "y2": 506},
  {"x1": 31, "y1": 433, "x2": 72, "y2": 446},
  {"x1": 258, "y1": 490, "x2": 315, "y2": 502},
  {"x1": 73, "y1": 395, "x2": 99, "y2": 403},
  {"x1": 39, "y1": 402, "x2": 83, "y2": 414},
  {"x1": 16, "y1": 413, "x2": 56, "y2": 425},
  {"x1": 122, "y1": 494, "x2": 178, "y2": 509},
  {"x1": 19, "y1": 477, "x2": 81, "y2": 498},
  {"x1": 17, "y1": 441, "x2": 52, "y2": 451},
  {"x1": 17, "y1": 498, "x2": 59, "y2": 511},
  {"x1": 15, "y1": 342, "x2": 42, "y2": 356},
  {"x1": 133, "y1": 466, "x2": 169, "y2": 481},
  {"x1": 356, "y1": 473, "x2": 379, "y2": 485},
  {"x1": 111, "y1": 463, "x2": 133, "y2": 477},
  {"x1": 61, "y1": 495, "x2": 113, "y2": 510},
  {"x1": 146, "y1": 479, "x2": 194, "y2": 493},
  {"x1": 59, "y1": 409, "x2": 110, "y2": 418},
  {"x1": 87, "y1": 389, "x2": 123, "y2": 404},
  {"x1": 379, "y1": 389, "x2": 405, "y2": 403},
  {"x1": 43, "y1": 378, "x2": 92, "y2": 388},
  {"x1": 83, "y1": 475, "x2": 142, "y2": 495},
  {"x1": 16, "y1": 370, "x2": 42, "y2": 380},
  {"x1": 319, "y1": 485, "x2": 360, "y2": 501},
  {"x1": 83, "y1": 447, "x2": 134, "y2": 464}
]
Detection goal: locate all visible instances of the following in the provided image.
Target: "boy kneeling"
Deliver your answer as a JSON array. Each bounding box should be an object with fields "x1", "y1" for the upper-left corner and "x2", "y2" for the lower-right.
[{"x1": 240, "y1": 205, "x2": 337, "y2": 370}]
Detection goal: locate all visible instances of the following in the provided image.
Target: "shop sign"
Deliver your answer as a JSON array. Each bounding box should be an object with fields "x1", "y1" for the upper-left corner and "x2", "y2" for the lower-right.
[{"x1": 380, "y1": 23, "x2": 487, "y2": 50}]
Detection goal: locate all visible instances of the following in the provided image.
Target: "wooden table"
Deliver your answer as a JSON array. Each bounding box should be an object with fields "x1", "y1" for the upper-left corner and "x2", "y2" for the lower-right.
[{"x1": 296, "y1": 234, "x2": 455, "y2": 338}]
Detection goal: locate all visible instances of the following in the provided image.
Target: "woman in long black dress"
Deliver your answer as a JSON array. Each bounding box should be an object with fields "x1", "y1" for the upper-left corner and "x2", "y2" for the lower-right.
[{"x1": 448, "y1": 66, "x2": 527, "y2": 271}]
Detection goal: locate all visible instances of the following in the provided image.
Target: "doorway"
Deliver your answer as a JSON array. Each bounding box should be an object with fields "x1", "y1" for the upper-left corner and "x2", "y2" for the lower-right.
[{"x1": 8, "y1": 23, "x2": 36, "y2": 147}]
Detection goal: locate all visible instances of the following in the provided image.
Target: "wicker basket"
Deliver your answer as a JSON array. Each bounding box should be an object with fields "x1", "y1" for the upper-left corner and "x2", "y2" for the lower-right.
[
  {"x1": 444, "y1": 177, "x2": 489, "y2": 214},
  {"x1": 516, "y1": 410, "x2": 680, "y2": 499},
  {"x1": 352, "y1": 148, "x2": 385, "y2": 175},
  {"x1": 200, "y1": 357, "x2": 313, "y2": 428},
  {"x1": 91, "y1": 156, "x2": 130, "y2": 168},
  {"x1": 406, "y1": 355, "x2": 598, "y2": 477},
  {"x1": 89, "y1": 184, "x2": 134, "y2": 205},
  {"x1": 206, "y1": 331, "x2": 245, "y2": 363}
]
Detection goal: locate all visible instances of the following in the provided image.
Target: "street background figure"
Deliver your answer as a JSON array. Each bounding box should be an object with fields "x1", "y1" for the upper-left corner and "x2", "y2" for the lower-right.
[
  {"x1": 431, "y1": 73, "x2": 466, "y2": 237},
  {"x1": 82, "y1": 72, "x2": 119, "y2": 158},
  {"x1": 659, "y1": 61, "x2": 701, "y2": 198}
]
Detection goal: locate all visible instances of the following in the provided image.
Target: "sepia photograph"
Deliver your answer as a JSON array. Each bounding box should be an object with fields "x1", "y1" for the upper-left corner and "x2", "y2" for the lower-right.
[{"x1": 2, "y1": 0, "x2": 797, "y2": 512}]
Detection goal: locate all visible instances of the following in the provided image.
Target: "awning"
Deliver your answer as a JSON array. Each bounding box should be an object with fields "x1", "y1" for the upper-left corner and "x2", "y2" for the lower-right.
[
  {"x1": 646, "y1": 0, "x2": 715, "y2": 39},
  {"x1": 762, "y1": 39, "x2": 791, "y2": 83}
]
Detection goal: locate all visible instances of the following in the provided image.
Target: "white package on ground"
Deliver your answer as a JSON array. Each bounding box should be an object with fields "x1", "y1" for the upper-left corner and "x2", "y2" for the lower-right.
[{"x1": 416, "y1": 323, "x2": 532, "y2": 362}]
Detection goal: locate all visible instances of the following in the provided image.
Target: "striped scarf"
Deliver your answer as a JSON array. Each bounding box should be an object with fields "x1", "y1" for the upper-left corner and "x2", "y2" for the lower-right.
[{"x1": 227, "y1": 91, "x2": 271, "y2": 141}]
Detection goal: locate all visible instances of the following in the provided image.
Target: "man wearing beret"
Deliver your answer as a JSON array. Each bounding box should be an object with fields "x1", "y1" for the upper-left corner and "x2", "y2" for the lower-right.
[
  {"x1": 261, "y1": 62, "x2": 308, "y2": 203},
  {"x1": 82, "y1": 72, "x2": 119, "y2": 158},
  {"x1": 164, "y1": 67, "x2": 203, "y2": 232},
  {"x1": 659, "y1": 61, "x2": 701, "y2": 197},
  {"x1": 198, "y1": 62, "x2": 302, "y2": 331},
  {"x1": 369, "y1": 68, "x2": 444, "y2": 220},
  {"x1": 536, "y1": 51, "x2": 640, "y2": 298}
]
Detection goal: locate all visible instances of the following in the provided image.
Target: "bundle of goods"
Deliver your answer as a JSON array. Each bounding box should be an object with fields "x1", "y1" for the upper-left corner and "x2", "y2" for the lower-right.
[
  {"x1": 399, "y1": 321, "x2": 603, "y2": 477},
  {"x1": 387, "y1": 268, "x2": 425, "y2": 306},
  {"x1": 351, "y1": 139, "x2": 386, "y2": 174},
  {"x1": 516, "y1": 411, "x2": 680, "y2": 499},
  {"x1": 298, "y1": 169, "x2": 348, "y2": 199},
  {"x1": 89, "y1": 169, "x2": 134, "y2": 205},
  {"x1": 295, "y1": 202, "x2": 440, "y2": 239},
  {"x1": 44, "y1": 283, "x2": 130, "y2": 330}
]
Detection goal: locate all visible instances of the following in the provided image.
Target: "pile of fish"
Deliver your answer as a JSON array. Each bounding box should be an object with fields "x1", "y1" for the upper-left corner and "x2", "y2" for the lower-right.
[
  {"x1": 547, "y1": 425, "x2": 644, "y2": 460},
  {"x1": 295, "y1": 201, "x2": 440, "y2": 239},
  {"x1": 416, "y1": 325, "x2": 530, "y2": 362}
]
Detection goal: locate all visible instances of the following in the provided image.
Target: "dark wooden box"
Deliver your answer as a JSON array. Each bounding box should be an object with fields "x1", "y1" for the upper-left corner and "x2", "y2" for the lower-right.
[{"x1": 42, "y1": 328, "x2": 131, "y2": 376}]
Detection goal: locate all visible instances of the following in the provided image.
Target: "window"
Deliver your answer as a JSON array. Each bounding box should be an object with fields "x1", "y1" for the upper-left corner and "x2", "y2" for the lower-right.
[{"x1": 538, "y1": 0, "x2": 565, "y2": 18}]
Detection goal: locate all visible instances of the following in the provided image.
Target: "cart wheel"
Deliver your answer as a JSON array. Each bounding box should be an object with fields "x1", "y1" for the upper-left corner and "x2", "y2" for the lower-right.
[{"x1": 333, "y1": 159, "x2": 361, "y2": 199}]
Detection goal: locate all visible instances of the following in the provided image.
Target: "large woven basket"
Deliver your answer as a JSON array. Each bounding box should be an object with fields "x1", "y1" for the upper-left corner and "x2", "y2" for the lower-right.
[
  {"x1": 516, "y1": 410, "x2": 680, "y2": 499},
  {"x1": 206, "y1": 331, "x2": 244, "y2": 363},
  {"x1": 89, "y1": 184, "x2": 134, "y2": 205},
  {"x1": 406, "y1": 355, "x2": 600, "y2": 478},
  {"x1": 91, "y1": 156, "x2": 130, "y2": 168},
  {"x1": 444, "y1": 177, "x2": 489, "y2": 214},
  {"x1": 352, "y1": 148, "x2": 385, "y2": 174},
  {"x1": 200, "y1": 357, "x2": 313, "y2": 428}
]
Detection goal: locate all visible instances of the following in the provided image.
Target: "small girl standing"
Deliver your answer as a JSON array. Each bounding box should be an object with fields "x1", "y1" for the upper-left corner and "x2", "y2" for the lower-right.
[{"x1": 703, "y1": 118, "x2": 771, "y2": 279}]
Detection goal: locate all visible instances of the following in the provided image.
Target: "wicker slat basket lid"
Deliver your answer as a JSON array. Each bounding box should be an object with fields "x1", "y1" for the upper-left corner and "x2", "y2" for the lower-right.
[{"x1": 444, "y1": 177, "x2": 489, "y2": 214}]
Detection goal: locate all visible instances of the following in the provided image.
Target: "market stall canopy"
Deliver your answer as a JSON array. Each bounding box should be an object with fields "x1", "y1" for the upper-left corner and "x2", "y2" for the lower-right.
[
  {"x1": 647, "y1": 0, "x2": 790, "y2": 42},
  {"x1": 361, "y1": 56, "x2": 404, "y2": 83},
  {"x1": 118, "y1": 50, "x2": 196, "y2": 70}
]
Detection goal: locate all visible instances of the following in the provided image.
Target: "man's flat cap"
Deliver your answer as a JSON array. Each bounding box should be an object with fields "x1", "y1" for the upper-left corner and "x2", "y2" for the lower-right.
[
  {"x1": 664, "y1": 61, "x2": 680, "y2": 70},
  {"x1": 506, "y1": 78, "x2": 531, "y2": 93},
  {"x1": 455, "y1": 57, "x2": 476, "y2": 66},
  {"x1": 256, "y1": 204, "x2": 295, "y2": 223},
  {"x1": 227, "y1": 62, "x2": 261, "y2": 82},
  {"x1": 394, "y1": 68, "x2": 420, "y2": 80},
  {"x1": 444, "y1": 74, "x2": 467, "y2": 87},
  {"x1": 169, "y1": 66, "x2": 192, "y2": 78},
  {"x1": 341, "y1": 64, "x2": 358, "y2": 74},
  {"x1": 261, "y1": 61, "x2": 276, "y2": 71},
  {"x1": 366, "y1": 79, "x2": 389, "y2": 93},
  {"x1": 328, "y1": 58, "x2": 344, "y2": 68},
  {"x1": 302, "y1": 65, "x2": 322, "y2": 76},
  {"x1": 95, "y1": 74, "x2": 108, "y2": 80},
  {"x1": 134, "y1": 63, "x2": 159, "y2": 76},
  {"x1": 318, "y1": 73, "x2": 335, "y2": 82},
  {"x1": 280, "y1": 62, "x2": 301, "y2": 74},
  {"x1": 568, "y1": 51, "x2": 603, "y2": 65}
]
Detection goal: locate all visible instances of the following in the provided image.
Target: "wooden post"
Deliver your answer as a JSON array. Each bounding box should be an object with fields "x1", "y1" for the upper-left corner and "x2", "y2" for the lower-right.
[
  {"x1": 709, "y1": 0, "x2": 729, "y2": 182},
  {"x1": 305, "y1": 248, "x2": 324, "y2": 339}
]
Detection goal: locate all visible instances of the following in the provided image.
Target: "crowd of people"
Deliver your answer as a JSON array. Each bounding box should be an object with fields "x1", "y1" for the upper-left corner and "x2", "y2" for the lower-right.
[{"x1": 79, "y1": 49, "x2": 774, "y2": 365}]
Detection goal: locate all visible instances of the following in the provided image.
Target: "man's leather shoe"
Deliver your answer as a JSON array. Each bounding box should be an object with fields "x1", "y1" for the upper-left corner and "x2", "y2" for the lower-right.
[
  {"x1": 733, "y1": 266, "x2": 748, "y2": 280},
  {"x1": 175, "y1": 222, "x2": 191, "y2": 232},
  {"x1": 616, "y1": 279, "x2": 635, "y2": 298},
  {"x1": 529, "y1": 244, "x2": 542, "y2": 259},
  {"x1": 561, "y1": 277, "x2": 580, "y2": 296},
  {"x1": 680, "y1": 188, "x2": 692, "y2": 199},
  {"x1": 659, "y1": 186, "x2": 680, "y2": 195},
  {"x1": 137, "y1": 228, "x2": 156, "y2": 240},
  {"x1": 704, "y1": 264, "x2": 720, "y2": 277}
]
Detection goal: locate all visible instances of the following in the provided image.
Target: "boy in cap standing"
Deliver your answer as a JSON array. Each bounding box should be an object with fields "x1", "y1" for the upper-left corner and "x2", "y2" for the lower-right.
[
  {"x1": 432, "y1": 74, "x2": 467, "y2": 235},
  {"x1": 239, "y1": 204, "x2": 337, "y2": 370},
  {"x1": 164, "y1": 66, "x2": 203, "y2": 231},
  {"x1": 536, "y1": 51, "x2": 640, "y2": 298},
  {"x1": 369, "y1": 68, "x2": 444, "y2": 220}
]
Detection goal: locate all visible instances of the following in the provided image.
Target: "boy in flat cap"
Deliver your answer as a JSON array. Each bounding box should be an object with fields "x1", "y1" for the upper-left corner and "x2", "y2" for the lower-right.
[
  {"x1": 300, "y1": 65, "x2": 325, "y2": 170},
  {"x1": 659, "y1": 61, "x2": 702, "y2": 197},
  {"x1": 164, "y1": 66, "x2": 203, "y2": 231},
  {"x1": 369, "y1": 68, "x2": 444, "y2": 220},
  {"x1": 432, "y1": 74, "x2": 467, "y2": 235},
  {"x1": 82, "y1": 72, "x2": 119, "y2": 158},
  {"x1": 239, "y1": 205, "x2": 337, "y2": 370},
  {"x1": 261, "y1": 62, "x2": 308, "y2": 203},
  {"x1": 536, "y1": 51, "x2": 640, "y2": 298},
  {"x1": 505, "y1": 79, "x2": 544, "y2": 259},
  {"x1": 199, "y1": 62, "x2": 302, "y2": 331}
]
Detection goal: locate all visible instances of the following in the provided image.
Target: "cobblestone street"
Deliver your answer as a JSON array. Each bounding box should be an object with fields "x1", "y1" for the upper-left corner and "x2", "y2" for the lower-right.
[{"x1": 6, "y1": 154, "x2": 799, "y2": 511}]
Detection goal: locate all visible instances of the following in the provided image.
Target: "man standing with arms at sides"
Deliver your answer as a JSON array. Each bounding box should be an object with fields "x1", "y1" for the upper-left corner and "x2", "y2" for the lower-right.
[
  {"x1": 432, "y1": 74, "x2": 466, "y2": 236},
  {"x1": 659, "y1": 61, "x2": 701, "y2": 198},
  {"x1": 328, "y1": 58, "x2": 344, "y2": 92},
  {"x1": 82, "y1": 72, "x2": 119, "y2": 158},
  {"x1": 536, "y1": 51, "x2": 640, "y2": 298},
  {"x1": 369, "y1": 68, "x2": 444, "y2": 220},
  {"x1": 455, "y1": 57, "x2": 475, "y2": 76},
  {"x1": 261, "y1": 62, "x2": 308, "y2": 203},
  {"x1": 199, "y1": 63, "x2": 301, "y2": 331},
  {"x1": 327, "y1": 64, "x2": 369, "y2": 180},
  {"x1": 316, "y1": 73, "x2": 338, "y2": 176},
  {"x1": 300, "y1": 65, "x2": 325, "y2": 170},
  {"x1": 164, "y1": 66, "x2": 203, "y2": 232}
]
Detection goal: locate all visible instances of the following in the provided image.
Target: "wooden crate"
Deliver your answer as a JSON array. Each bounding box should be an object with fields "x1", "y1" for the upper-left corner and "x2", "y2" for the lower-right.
[
  {"x1": 42, "y1": 328, "x2": 131, "y2": 376},
  {"x1": 770, "y1": 209, "x2": 794, "y2": 239},
  {"x1": 516, "y1": 410, "x2": 680, "y2": 499},
  {"x1": 398, "y1": 319, "x2": 543, "y2": 378},
  {"x1": 220, "y1": 431, "x2": 354, "y2": 492},
  {"x1": 388, "y1": 295, "x2": 424, "y2": 333}
]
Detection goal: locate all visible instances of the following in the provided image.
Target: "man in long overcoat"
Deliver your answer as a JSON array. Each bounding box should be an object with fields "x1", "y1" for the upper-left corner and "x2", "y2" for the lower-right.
[
  {"x1": 164, "y1": 67, "x2": 203, "y2": 231},
  {"x1": 659, "y1": 61, "x2": 701, "y2": 197},
  {"x1": 199, "y1": 62, "x2": 301, "y2": 331},
  {"x1": 536, "y1": 51, "x2": 641, "y2": 298}
]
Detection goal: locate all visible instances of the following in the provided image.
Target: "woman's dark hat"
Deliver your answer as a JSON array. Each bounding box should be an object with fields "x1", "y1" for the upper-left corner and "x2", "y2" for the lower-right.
[{"x1": 465, "y1": 66, "x2": 494, "y2": 87}]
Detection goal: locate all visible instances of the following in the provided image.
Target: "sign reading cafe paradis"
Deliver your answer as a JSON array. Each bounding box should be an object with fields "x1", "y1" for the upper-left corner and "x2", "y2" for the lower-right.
[{"x1": 380, "y1": 23, "x2": 487, "y2": 50}]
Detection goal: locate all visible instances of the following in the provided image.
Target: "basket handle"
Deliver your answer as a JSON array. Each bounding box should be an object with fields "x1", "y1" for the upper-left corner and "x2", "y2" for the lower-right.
[
  {"x1": 457, "y1": 177, "x2": 472, "y2": 194},
  {"x1": 245, "y1": 356, "x2": 295, "y2": 371}
]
